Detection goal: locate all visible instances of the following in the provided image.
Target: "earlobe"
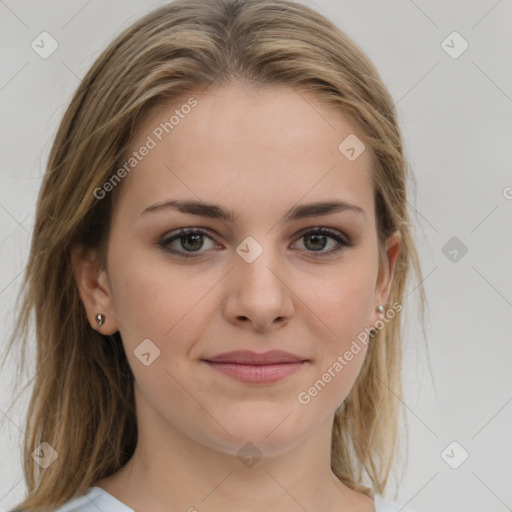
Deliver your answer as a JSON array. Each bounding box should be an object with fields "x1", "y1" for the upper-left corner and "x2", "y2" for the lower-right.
[{"x1": 71, "y1": 244, "x2": 119, "y2": 335}]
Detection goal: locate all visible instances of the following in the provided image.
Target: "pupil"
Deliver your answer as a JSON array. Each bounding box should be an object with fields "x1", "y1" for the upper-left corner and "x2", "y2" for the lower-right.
[
  {"x1": 305, "y1": 234, "x2": 326, "y2": 251},
  {"x1": 182, "y1": 234, "x2": 203, "y2": 251}
]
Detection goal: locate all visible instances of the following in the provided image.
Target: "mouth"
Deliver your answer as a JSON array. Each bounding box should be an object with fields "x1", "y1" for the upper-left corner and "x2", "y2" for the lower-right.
[{"x1": 202, "y1": 350, "x2": 309, "y2": 384}]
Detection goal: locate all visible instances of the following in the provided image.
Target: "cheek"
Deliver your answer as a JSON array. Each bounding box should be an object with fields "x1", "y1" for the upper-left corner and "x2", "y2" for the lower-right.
[
  {"x1": 108, "y1": 255, "x2": 213, "y2": 404},
  {"x1": 108, "y1": 249, "x2": 201, "y2": 342},
  {"x1": 303, "y1": 251, "x2": 378, "y2": 344},
  {"x1": 296, "y1": 247, "x2": 378, "y2": 409},
  {"x1": 297, "y1": 263, "x2": 377, "y2": 409}
]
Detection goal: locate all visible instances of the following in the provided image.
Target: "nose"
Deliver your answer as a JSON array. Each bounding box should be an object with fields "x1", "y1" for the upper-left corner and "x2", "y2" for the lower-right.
[{"x1": 222, "y1": 241, "x2": 295, "y2": 333}]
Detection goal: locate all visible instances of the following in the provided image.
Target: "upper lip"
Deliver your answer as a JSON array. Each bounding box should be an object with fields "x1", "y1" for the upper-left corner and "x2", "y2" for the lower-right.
[{"x1": 203, "y1": 350, "x2": 308, "y2": 365}]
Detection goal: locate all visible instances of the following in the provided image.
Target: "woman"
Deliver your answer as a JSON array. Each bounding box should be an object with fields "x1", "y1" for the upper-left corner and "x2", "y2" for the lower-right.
[{"x1": 4, "y1": 0, "x2": 425, "y2": 510}]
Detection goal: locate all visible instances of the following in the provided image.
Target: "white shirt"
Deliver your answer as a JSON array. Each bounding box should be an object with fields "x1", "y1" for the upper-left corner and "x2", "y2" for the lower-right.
[{"x1": 52, "y1": 486, "x2": 415, "y2": 512}]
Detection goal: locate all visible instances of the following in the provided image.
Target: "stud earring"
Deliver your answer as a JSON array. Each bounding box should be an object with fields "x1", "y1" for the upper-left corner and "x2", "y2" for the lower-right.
[
  {"x1": 96, "y1": 313, "x2": 105, "y2": 328},
  {"x1": 377, "y1": 305, "x2": 385, "y2": 315}
]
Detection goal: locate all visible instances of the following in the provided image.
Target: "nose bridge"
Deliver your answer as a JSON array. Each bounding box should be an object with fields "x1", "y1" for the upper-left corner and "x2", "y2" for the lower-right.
[
  {"x1": 235, "y1": 233, "x2": 284, "y2": 293},
  {"x1": 224, "y1": 233, "x2": 294, "y2": 330}
]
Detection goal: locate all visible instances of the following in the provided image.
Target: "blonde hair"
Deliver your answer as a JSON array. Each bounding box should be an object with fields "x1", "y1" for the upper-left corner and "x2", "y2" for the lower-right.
[{"x1": 2, "y1": 0, "x2": 426, "y2": 510}]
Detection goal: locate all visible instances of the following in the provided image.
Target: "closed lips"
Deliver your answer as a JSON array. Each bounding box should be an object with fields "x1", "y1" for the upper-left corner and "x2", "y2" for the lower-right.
[{"x1": 203, "y1": 350, "x2": 308, "y2": 365}]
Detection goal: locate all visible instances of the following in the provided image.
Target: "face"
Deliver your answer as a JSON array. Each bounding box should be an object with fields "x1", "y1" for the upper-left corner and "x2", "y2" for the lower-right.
[{"x1": 76, "y1": 84, "x2": 399, "y2": 459}]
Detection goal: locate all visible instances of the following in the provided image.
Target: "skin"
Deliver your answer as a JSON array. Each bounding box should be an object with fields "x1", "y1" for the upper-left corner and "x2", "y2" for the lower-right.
[{"x1": 73, "y1": 82, "x2": 400, "y2": 512}]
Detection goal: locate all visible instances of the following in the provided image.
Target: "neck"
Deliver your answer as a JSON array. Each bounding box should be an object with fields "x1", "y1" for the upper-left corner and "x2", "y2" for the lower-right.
[{"x1": 95, "y1": 385, "x2": 375, "y2": 512}]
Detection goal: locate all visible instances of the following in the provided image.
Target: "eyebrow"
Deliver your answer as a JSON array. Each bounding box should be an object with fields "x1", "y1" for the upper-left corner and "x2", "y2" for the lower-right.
[{"x1": 139, "y1": 198, "x2": 366, "y2": 222}]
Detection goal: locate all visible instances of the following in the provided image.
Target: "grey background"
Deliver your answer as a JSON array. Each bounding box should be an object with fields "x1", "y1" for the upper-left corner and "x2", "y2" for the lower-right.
[{"x1": 1, "y1": 1, "x2": 511, "y2": 511}]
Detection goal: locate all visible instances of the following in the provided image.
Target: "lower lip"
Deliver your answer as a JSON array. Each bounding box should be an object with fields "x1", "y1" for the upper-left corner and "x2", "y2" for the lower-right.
[{"x1": 204, "y1": 361, "x2": 306, "y2": 383}]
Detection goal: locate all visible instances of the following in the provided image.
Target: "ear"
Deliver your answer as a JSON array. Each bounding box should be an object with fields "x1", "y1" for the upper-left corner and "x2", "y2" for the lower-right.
[
  {"x1": 71, "y1": 243, "x2": 119, "y2": 335},
  {"x1": 371, "y1": 230, "x2": 401, "y2": 326}
]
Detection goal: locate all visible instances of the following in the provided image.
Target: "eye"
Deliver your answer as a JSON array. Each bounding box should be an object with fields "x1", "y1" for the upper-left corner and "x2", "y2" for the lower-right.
[
  {"x1": 158, "y1": 228, "x2": 219, "y2": 258},
  {"x1": 158, "y1": 226, "x2": 351, "y2": 259},
  {"x1": 291, "y1": 227, "x2": 351, "y2": 257}
]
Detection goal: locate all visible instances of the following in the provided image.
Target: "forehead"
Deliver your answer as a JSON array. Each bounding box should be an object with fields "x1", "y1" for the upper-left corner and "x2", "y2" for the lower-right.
[{"x1": 113, "y1": 84, "x2": 375, "y2": 226}]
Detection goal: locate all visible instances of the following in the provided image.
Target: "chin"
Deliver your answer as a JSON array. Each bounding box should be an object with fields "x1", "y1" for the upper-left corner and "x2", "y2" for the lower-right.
[{"x1": 205, "y1": 412, "x2": 309, "y2": 458}]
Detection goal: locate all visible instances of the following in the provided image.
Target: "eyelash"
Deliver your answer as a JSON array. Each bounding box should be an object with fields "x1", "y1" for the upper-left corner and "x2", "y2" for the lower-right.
[{"x1": 158, "y1": 227, "x2": 351, "y2": 259}]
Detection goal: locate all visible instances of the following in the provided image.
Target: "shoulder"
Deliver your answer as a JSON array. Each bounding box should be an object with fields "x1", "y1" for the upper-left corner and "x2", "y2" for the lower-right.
[
  {"x1": 51, "y1": 486, "x2": 133, "y2": 512},
  {"x1": 374, "y1": 494, "x2": 416, "y2": 512}
]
